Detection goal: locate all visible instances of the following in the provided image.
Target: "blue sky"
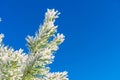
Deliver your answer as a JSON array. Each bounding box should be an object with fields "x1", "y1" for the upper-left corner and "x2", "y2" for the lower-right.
[{"x1": 1, "y1": 0, "x2": 120, "y2": 80}]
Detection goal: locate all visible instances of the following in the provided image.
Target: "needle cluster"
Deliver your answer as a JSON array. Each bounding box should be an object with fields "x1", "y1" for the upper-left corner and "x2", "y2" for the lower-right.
[{"x1": 0, "y1": 9, "x2": 68, "y2": 80}]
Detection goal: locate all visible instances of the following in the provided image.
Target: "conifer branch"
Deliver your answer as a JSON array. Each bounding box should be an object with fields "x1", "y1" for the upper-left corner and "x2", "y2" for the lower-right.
[{"x1": 0, "y1": 9, "x2": 68, "y2": 80}]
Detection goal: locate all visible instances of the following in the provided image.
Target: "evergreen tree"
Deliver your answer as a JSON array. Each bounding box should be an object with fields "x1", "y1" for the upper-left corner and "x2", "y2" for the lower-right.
[{"x1": 0, "y1": 9, "x2": 68, "y2": 80}]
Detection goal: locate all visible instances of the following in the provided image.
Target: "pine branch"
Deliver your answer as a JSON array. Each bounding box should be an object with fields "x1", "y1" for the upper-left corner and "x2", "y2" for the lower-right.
[{"x1": 0, "y1": 9, "x2": 68, "y2": 80}]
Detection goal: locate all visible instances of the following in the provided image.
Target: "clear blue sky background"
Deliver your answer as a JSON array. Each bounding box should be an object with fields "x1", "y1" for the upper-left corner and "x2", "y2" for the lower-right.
[{"x1": 1, "y1": 0, "x2": 120, "y2": 80}]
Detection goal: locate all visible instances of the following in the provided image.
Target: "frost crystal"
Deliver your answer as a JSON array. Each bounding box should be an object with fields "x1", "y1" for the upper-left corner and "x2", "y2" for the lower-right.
[{"x1": 0, "y1": 9, "x2": 68, "y2": 80}]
